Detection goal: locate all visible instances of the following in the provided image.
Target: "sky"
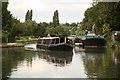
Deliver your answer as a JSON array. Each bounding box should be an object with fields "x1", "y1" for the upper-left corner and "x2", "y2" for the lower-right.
[{"x1": 8, "y1": 0, "x2": 93, "y2": 23}]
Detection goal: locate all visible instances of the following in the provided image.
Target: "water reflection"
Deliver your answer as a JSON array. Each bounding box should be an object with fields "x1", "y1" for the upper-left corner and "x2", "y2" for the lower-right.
[
  {"x1": 2, "y1": 48, "x2": 39, "y2": 79},
  {"x1": 2, "y1": 46, "x2": 120, "y2": 78},
  {"x1": 77, "y1": 47, "x2": 120, "y2": 78},
  {"x1": 84, "y1": 47, "x2": 106, "y2": 54},
  {"x1": 37, "y1": 51, "x2": 73, "y2": 67},
  {"x1": 2, "y1": 47, "x2": 73, "y2": 79}
]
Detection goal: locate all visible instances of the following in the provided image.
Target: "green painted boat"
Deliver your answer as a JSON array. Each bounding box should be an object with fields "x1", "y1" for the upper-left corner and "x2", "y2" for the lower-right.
[{"x1": 77, "y1": 35, "x2": 106, "y2": 47}]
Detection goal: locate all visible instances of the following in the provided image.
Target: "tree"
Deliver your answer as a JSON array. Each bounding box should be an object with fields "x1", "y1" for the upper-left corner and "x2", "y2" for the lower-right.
[
  {"x1": 81, "y1": 2, "x2": 120, "y2": 37},
  {"x1": 33, "y1": 22, "x2": 48, "y2": 37},
  {"x1": 23, "y1": 20, "x2": 37, "y2": 36},
  {"x1": 30, "y1": 10, "x2": 33, "y2": 20},
  {"x1": 11, "y1": 19, "x2": 26, "y2": 37},
  {"x1": 25, "y1": 10, "x2": 33, "y2": 21},
  {"x1": 65, "y1": 22, "x2": 70, "y2": 26},
  {"x1": 53, "y1": 10, "x2": 59, "y2": 27},
  {"x1": 2, "y1": 2, "x2": 13, "y2": 42},
  {"x1": 45, "y1": 25, "x2": 70, "y2": 37},
  {"x1": 25, "y1": 10, "x2": 29, "y2": 21},
  {"x1": 8, "y1": 19, "x2": 21, "y2": 42},
  {"x1": 102, "y1": 23, "x2": 111, "y2": 39},
  {"x1": 70, "y1": 23, "x2": 77, "y2": 27},
  {"x1": 110, "y1": 2, "x2": 120, "y2": 31}
]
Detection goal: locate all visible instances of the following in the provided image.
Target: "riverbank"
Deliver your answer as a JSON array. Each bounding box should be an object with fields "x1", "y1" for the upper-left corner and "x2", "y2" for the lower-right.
[
  {"x1": 1, "y1": 40, "x2": 120, "y2": 49},
  {"x1": 1, "y1": 43, "x2": 24, "y2": 48},
  {"x1": 106, "y1": 40, "x2": 120, "y2": 48},
  {"x1": 1, "y1": 36, "x2": 38, "y2": 48}
]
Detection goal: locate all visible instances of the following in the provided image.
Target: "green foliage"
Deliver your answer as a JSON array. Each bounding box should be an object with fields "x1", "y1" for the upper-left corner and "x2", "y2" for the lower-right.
[
  {"x1": 11, "y1": 19, "x2": 25, "y2": 36},
  {"x1": 2, "y1": 1, "x2": 74, "y2": 44},
  {"x1": 70, "y1": 27, "x2": 77, "y2": 35},
  {"x1": 45, "y1": 26, "x2": 70, "y2": 37},
  {"x1": 107, "y1": 40, "x2": 120, "y2": 48},
  {"x1": 8, "y1": 19, "x2": 25, "y2": 42},
  {"x1": 70, "y1": 23, "x2": 77, "y2": 27},
  {"x1": 23, "y1": 20, "x2": 37, "y2": 36},
  {"x1": 65, "y1": 22, "x2": 70, "y2": 26},
  {"x1": 102, "y1": 23, "x2": 111, "y2": 37},
  {"x1": 16, "y1": 36, "x2": 38, "y2": 43},
  {"x1": 81, "y1": 2, "x2": 120, "y2": 36},
  {"x1": 76, "y1": 29, "x2": 85, "y2": 35},
  {"x1": 2, "y1": 2, "x2": 12, "y2": 30},
  {"x1": 2, "y1": 2, "x2": 13, "y2": 42},
  {"x1": 33, "y1": 22, "x2": 48, "y2": 37},
  {"x1": 1, "y1": 2, "x2": 78, "y2": 43},
  {"x1": 2, "y1": 30, "x2": 9, "y2": 43}
]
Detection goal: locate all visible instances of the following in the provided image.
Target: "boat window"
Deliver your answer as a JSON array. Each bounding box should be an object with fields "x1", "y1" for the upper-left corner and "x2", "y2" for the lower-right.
[
  {"x1": 60, "y1": 38, "x2": 64, "y2": 43},
  {"x1": 37, "y1": 39, "x2": 42, "y2": 44},
  {"x1": 51, "y1": 38, "x2": 60, "y2": 44},
  {"x1": 55, "y1": 38, "x2": 59, "y2": 44},
  {"x1": 51, "y1": 39, "x2": 55, "y2": 44},
  {"x1": 42, "y1": 39, "x2": 51, "y2": 45}
]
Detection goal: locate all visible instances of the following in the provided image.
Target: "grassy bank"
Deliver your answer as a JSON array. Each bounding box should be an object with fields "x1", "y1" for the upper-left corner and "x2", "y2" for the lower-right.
[
  {"x1": 1, "y1": 43, "x2": 24, "y2": 48},
  {"x1": 106, "y1": 40, "x2": 120, "y2": 48},
  {"x1": 2, "y1": 36, "x2": 38, "y2": 48},
  {"x1": 16, "y1": 36, "x2": 38, "y2": 43}
]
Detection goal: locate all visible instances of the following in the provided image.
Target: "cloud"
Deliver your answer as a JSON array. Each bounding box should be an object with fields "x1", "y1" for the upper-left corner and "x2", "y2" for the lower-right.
[
  {"x1": 8, "y1": 0, "x2": 92, "y2": 23},
  {"x1": 8, "y1": 0, "x2": 46, "y2": 13}
]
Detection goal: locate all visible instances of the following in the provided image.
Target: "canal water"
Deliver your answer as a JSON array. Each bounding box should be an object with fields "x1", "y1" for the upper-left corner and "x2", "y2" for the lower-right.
[{"x1": 2, "y1": 44, "x2": 120, "y2": 79}]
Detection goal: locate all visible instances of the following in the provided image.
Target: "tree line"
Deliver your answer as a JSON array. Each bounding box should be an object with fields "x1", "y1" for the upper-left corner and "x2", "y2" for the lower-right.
[
  {"x1": 2, "y1": 2, "x2": 77, "y2": 43},
  {"x1": 2, "y1": 1, "x2": 120, "y2": 43}
]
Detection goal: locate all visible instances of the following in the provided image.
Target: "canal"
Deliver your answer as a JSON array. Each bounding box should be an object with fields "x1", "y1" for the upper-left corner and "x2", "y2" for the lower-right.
[{"x1": 2, "y1": 45, "x2": 120, "y2": 79}]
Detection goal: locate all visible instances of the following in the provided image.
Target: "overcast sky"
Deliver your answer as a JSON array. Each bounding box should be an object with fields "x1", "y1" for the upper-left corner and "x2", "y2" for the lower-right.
[{"x1": 8, "y1": 0, "x2": 93, "y2": 23}]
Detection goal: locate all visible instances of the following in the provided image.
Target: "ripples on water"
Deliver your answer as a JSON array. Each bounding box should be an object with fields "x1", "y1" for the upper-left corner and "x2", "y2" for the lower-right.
[{"x1": 2, "y1": 44, "x2": 120, "y2": 78}]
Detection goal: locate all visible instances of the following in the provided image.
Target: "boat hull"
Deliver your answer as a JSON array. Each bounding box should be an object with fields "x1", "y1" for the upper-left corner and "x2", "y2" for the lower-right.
[
  {"x1": 37, "y1": 43, "x2": 73, "y2": 51},
  {"x1": 83, "y1": 38, "x2": 106, "y2": 47}
]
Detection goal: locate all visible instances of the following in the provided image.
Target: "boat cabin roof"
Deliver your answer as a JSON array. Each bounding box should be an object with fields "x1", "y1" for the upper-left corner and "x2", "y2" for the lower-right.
[
  {"x1": 77, "y1": 35, "x2": 105, "y2": 40},
  {"x1": 40, "y1": 37, "x2": 59, "y2": 40}
]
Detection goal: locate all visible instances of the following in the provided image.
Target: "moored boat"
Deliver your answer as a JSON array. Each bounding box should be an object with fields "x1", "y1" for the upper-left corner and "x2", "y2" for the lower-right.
[
  {"x1": 78, "y1": 31, "x2": 106, "y2": 47},
  {"x1": 67, "y1": 35, "x2": 84, "y2": 47},
  {"x1": 37, "y1": 37, "x2": 73, "y2": 51},
  {"x1": 83, "y1": 37, "x2": 106, "y2": 47}
]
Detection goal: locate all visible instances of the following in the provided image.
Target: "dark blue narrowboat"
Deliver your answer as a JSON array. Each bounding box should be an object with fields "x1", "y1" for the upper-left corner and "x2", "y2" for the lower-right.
[{"x1": 37, "y1": 37, "x2": 73, "y2": 51}]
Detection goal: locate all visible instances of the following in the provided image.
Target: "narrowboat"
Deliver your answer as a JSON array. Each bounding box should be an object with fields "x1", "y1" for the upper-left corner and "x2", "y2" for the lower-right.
[
  {"x1": 78, "y1": 31, "x2": 106, "y2": 47},
  {"x1": 83, "y1": 36, "x2": 106, "y2": 47},
  {"x1": 37, "y1": 37, "x2": 73, "y2": 51}
]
